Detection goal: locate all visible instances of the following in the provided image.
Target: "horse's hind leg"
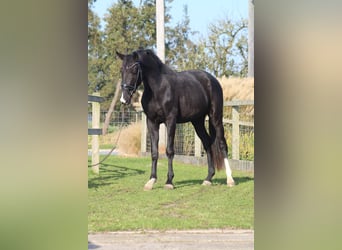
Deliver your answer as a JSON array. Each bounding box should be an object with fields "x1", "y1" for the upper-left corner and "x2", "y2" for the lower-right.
[
  {"x1": 209, "y1": 116, "x2": 235, "y2": 187},
  {"x1": 192, "y1": 118, "x2": 215, "y2": 185},
  {"x1": 144, "y1": 119, "x2": 159, "y2": 191}
]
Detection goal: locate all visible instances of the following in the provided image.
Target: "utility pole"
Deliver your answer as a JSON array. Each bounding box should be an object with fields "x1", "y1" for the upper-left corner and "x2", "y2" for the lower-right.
[
  {"x1": 248, "y1": 0, "x2": 254, "y2": 77},
  {"x1": 156, "y1": 0, "x2": 165, "y2": 62},
  {"x1": 156, "y1": 0, "x2": 167, "y2": 152}
]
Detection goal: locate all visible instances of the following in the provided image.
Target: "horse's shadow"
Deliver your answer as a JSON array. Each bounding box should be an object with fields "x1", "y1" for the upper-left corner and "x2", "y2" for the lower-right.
[
  {"x1": 88, "y1": 162, "x2": 145, "y2": 189},
  {"x1": 175, "y1": 176, "x2": 254, "y2": 188},
  {"x1": 88, "y1": 241, "x2": 100, "y2": 249}
]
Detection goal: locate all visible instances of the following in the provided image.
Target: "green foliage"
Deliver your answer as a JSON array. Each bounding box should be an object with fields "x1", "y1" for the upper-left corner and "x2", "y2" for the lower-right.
[
  {"x1": 240, "y1": 130, "x2": 254, "y2": 161},
  {"x1": 201, "y1": 17, "x2": 248, "y2": 77},
  {"x1": 88, "y1": 2, "x2": 249, "y2": 109},
  {"x1": 165, "y1": 5, "x2": 198, "y2": 70},
  {"x1": 166, "y1": 9, "x2": 248, "y2": 77},
  {"x1": 88, "y1": 0, "x2": 97, "y2": 7},
  {"x1": 88, "y1": 0, "x2": 158, "y2": 110},
  {"x1": 88, "y1": 5, "x2": 105, "y2": 94},
  {"x1": 88, "y1": 156, "x2": 254, "y2": 231},
  {"x1": 224, "y1": 125, "x2": 254, "y2": 161},
  {"x1": 174, "y1": 123, "x2": 195, "y2": 155}
]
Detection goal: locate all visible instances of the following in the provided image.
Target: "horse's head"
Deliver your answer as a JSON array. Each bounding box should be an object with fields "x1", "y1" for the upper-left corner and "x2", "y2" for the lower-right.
[{"x1": 116, "y1": 51, "x2": 142, "y2": 105}]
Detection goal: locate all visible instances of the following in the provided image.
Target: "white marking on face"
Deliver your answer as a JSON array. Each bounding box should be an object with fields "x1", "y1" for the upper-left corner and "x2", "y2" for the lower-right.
[{"x1": 120, "y1": 93, "x2": 126, "y2": 104}]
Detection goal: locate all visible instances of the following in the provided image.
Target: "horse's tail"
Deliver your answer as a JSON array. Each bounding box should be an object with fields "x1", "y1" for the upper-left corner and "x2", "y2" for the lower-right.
[
  {"x1": 209, "y1": 120, "x2": 225, "y2": 171},
  {"x1": 207, "y1": 72, "x2": 227, "y2": 171}
]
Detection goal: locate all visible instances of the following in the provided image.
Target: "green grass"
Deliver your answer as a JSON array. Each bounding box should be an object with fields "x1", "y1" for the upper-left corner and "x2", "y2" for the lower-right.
[{"x1": 88, "y1": 156, "x2": 254, "y2": 232}]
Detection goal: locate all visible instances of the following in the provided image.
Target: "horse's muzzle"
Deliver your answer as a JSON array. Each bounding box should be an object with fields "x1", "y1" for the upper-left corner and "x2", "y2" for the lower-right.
[{"x1": 120, "y1": 93, "x2": 131, "y2": 105}]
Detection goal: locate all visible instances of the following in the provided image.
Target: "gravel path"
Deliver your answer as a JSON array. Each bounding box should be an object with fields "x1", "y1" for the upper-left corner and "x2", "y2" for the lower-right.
[{"x1": 88, "y1": 229, "x2": 254, "y2": 250}]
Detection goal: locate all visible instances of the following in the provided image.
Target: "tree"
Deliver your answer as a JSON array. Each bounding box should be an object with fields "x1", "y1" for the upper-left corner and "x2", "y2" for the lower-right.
[
  {"x1": 89, "y1": 0, "x2": 158, "y2": 110},
  {"x1": 88, "y1": 1, "x2": 105, "y2": 94},
  {"x1": 88, "y1": 1, "x2": 249, "y2": 111},
  {"x1": 165, "y1": 5, "x2": 199, "y2": 71},
  {"x1": 202, "y1": 17, "x2": 248, "y2": 77},
  {"x1": 165, "y1": 9, "x2": 248, "y2": 77},
  {"x1": 248, "y1": 0, "x2": 254, "y2": 77}
]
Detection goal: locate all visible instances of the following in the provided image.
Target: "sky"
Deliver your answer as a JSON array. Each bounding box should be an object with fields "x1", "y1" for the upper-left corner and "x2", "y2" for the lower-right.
[{"x1": 92, "y1": 0, "x2": 248, "y2": 40}]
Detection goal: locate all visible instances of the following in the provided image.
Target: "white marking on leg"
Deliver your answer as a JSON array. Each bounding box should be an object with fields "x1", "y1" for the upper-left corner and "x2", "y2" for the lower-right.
[
  {"x1": 164, "y1": 184, "x2": 174, "y2": 190},
  {"x1": 144, "y1": 178, "x2": 156, "y2": 191},
  {"x1": 202, "y1": 180, "x2": 212, "y2": 186},
  {"x1": 224, "y1": 158, "x2": 235, "y2": 187},
  {"x1": 224, "y1": 158, "x2": 232, "y2": 176}
]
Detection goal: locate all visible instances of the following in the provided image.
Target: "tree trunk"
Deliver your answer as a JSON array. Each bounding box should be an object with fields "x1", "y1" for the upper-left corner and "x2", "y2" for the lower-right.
[{"x1": 102, "y1": 81, "x2": 121, "y2": 135}]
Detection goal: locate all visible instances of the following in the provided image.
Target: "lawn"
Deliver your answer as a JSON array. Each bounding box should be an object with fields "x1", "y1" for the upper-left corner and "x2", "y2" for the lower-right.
[{"x1": 88, "y1": 156, "x2": 254, "y2": 232}]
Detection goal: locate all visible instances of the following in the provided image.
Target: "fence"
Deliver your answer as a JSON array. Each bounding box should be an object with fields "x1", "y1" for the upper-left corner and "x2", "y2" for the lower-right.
[
  {"x1": 99, "y1": 109, "x2": 143, "y2": 129},
  {"x1": 88, "y1": 93, "x2": 104, "y2": 174},
  {"x1": 141, "y1": 100, "x2": 254, "y2": 171},
  {"x1": 88, "y1": 100, "x2": 254, "y2": 171}
]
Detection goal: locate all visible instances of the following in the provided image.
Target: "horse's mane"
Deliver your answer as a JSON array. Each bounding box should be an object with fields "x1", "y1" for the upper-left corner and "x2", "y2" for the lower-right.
[{"x1": 137, "y1": 49, "x2": 175, "y2": 74}]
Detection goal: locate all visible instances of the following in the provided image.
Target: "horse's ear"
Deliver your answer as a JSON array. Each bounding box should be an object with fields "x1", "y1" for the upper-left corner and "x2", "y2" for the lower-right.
[
  {"x1": 145, "y1": 49, "x2": 152, "y2": 55},
  {"x1": 116, "y1": 51, "x2": 125, "y2": 60},
  {"x1": 132, "y1": 51, "x2": 139, "y2": 61}
]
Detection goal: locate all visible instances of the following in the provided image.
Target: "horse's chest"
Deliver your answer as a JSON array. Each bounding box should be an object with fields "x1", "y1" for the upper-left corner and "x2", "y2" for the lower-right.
[{"x1": 142, "y1": 100, "x2": 165, "y2": 123}]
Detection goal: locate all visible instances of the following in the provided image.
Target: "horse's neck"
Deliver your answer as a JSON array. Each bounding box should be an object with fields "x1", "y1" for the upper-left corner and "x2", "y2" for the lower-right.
[
  {"x1": 142, "y1": 63, "x2": 175, "y2": 98},
  {"x1": 143, "y1": 64, "x2": 173, "y2": 91},
  {"x1": 142, "y1": 71, "x2": 162, "y2": 93}
]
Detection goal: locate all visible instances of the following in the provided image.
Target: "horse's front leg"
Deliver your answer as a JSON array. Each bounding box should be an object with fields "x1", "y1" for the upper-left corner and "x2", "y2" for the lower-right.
[
  {"x1": 144, "y1": 119, "x2": 160, "y2": 191},
  {"x1": 164, "y1": 118, "x2": 176, "y2": 190}
]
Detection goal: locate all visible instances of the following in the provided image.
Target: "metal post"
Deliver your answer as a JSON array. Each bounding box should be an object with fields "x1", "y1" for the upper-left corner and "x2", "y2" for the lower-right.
[
  {"x1": 194, "y1": 133, "x2": 202, "y2": 157},
  {"x1": 248, "y1": 0, "x2": 254, "y2": 77},
  {"x1": 156, "y1": 0, "x2": 165, "y2": 62},
  {"x1": 92, "y1": 92, "x2": 100, "y2": 174},
  {"x1": 232, "y1": 106, "x2": 240, "y2": 160},
  {"x1": 141, "y1": 112, "x2": 147, "y2": 154},
  {"x1": 156, "y1": 0, "x2": 167, "y2": 152}
]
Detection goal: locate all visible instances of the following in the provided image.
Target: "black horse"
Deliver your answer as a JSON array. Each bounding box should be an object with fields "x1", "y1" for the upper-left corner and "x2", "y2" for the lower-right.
[{"x1": 117, "y1": 49, "x2": 235, "y2": 190}]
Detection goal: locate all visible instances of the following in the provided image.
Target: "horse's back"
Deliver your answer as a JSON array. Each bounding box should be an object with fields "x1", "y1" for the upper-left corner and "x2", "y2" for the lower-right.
[
  {"x1": 178, "y1": 69, "x2": 222, "y2": 91},
  {"x1": 177, "y1": 70, "x2": 223, "y2": 103},
  {"x1": 175, "y1": 70, "x2": 222, "y2": 122}
]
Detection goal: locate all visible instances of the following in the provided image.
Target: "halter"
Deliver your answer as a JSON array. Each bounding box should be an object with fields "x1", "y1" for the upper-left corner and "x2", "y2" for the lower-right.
[{"x1": 121, "y1": 62, "x2": 142, "y2": 97}]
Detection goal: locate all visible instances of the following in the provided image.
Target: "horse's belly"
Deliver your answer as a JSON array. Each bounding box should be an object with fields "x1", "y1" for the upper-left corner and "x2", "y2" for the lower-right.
[
  {"x1": 177, "y1": 105, "x2": 208, "y2": 123},
  {"x1": 177, "y1": 87, "x2": 209, "y2": 120}
]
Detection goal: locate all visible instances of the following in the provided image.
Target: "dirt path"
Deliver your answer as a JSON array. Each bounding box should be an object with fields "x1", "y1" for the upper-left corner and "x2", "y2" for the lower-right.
[{"x1": 88, "y1": 229, "x2": 254, "y2": 250}]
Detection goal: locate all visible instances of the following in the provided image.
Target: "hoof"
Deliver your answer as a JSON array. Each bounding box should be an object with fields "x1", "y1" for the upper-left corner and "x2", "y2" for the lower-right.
[
  {"x1": 143, "y1": 178, "x2": 156, "y2": 191},
  {"x1": 227, "y1": 180, "x2": 235, "y2": 187},
  {"x1": 227, "y1": 176, "x2": 235, "y2": 187},
  {"x1": 144, "y1": 184, "x2": 153, "y2": 191},
  {"x1": 202, "y1": 180, "x2": 212, "y2": 186},
  {"x1": 164, "y1": 184, "x2": 174, "y2": 190}
]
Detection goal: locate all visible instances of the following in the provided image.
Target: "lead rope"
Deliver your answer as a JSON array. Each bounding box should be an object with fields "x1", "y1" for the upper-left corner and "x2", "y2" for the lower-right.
[{"x1": 88, "y1": 106, "x2": 126, "y2": 167}]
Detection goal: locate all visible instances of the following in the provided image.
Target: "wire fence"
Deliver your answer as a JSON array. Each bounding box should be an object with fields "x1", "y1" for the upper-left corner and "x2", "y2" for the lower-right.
[
  {"x1": 88, "y1": 101, "x2": 254, "y2": 162},
  {"x1": 144, "y1": 102, "x2": 254, "y2": 161},
  {"x1": 88, "y1": 109, "x2": 143, "y2": 130}
]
